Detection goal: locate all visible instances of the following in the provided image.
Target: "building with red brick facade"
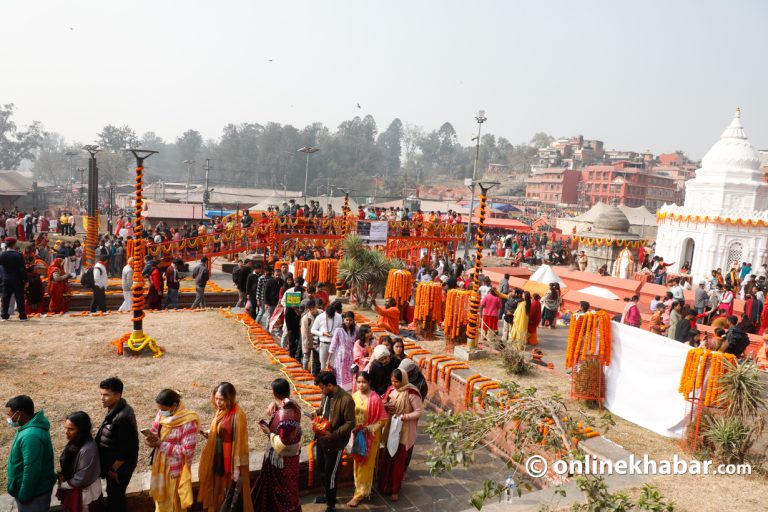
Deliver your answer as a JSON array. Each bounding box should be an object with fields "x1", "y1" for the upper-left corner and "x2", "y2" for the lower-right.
[{"x1": 524, "y1": 168, "x2": 581, "y2": 205}]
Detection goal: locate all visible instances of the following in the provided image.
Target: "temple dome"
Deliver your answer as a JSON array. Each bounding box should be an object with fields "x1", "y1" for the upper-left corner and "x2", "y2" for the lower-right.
[
  {"x1": 698, "y1": 108, "x2": 761, "y2": 178},
  {"x1": 594, "y1": 206, "x2": 630, "y2": 233}
]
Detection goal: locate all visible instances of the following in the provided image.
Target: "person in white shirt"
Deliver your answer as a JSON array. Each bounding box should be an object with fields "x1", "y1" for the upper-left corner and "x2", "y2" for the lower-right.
[
  {"x1": 119, "y1": 258, "x2": 134, "y2": 312},
  {"x1": 311, "y1": 303, "x2": 343, "y2": 370},
  {"x1": 479, "y1": 276, "x2": 492, "y2": 299},
  {"x1": 90, "y1": 256, "x2": 109, "y2": 312},
  {"x1": 669, "y1": 279, "x2": 684, "y2": 301}
]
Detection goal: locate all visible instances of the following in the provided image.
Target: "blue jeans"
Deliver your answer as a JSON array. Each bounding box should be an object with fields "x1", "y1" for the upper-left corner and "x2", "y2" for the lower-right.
[
  {"x1": 16, "y1": 490, "x2": 52, "y2": 512},
  {"x1": 262, "y1": 304, "x2": 277, "y2": 329},
  {"x1": 164, "y1": 287, "x2": 179, "y2": 309}
]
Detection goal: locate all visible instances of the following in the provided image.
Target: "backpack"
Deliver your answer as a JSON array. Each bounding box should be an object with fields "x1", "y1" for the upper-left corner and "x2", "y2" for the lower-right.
[{"x1": 81, "y1": 267, "x2": 95, "y2": 289}]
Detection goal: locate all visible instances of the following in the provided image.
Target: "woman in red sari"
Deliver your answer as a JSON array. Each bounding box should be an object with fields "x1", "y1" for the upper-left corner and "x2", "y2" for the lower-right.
[
  {"x1": 147, "y1": 261, "x2": 164, "y2": 310},
  {"x1": 48, "y1": 258, "x2": 70, "y2": 314},
  {"x1": 251, "y1": 378, "x2": 302, "y2": 512}
]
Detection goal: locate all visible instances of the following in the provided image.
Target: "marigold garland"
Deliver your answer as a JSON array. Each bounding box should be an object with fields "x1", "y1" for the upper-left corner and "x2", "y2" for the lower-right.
[
  {"x1": 443, "y1": 289, "x2": 472, "y2": 340},
  {"x1": 678, "y1": 348, "x2": 737, "y2": 406},
  {"x1": 384, "y1": 269, "x2": 413, "y2": 307},
  {"x1": 564, "y1": 311, "x2": 612, "y2": 369},
  {"x1": 413, "y1": 282, "x2": 443, "y2": 327}
]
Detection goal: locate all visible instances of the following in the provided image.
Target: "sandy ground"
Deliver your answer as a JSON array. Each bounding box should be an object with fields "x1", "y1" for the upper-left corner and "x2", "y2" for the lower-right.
[
  {"x1": 0, "y1": 310, "x2": 311, "y2": 492},
  {"x1": 411, "y1": 325, "x2": 768, "y2": 512}
]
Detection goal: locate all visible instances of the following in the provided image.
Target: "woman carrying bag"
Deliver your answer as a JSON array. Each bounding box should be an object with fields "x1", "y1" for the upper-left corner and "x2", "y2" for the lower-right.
[
  {"x1": 378, "y1": 369, "x2": 423, "y2": 502},
  {"x1": 197, "y1": 382, "x2": 254, "y2": 512},
  {"x1": 347, "y1": 371, "x2": 388, "y2": 508}
]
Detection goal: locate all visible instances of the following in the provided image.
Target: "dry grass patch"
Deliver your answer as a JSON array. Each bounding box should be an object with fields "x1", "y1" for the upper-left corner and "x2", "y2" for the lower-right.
[{"x1": 0, "y1": 310, "x2": 312, "y2": 491}]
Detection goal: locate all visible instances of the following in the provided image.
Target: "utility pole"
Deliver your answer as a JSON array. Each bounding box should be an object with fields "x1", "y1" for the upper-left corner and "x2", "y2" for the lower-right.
[
  {"x1": 298, "y1": 146, "x2": 320, "y2": 197},
  {"x1": 203, "y1": 158, "x2": 212, "y2": 210},
  {"x1": 463, "y1": 110, "x2": 487, "y2": 260},
  {"x1": 183, "y1": 159, "x2": 194, "y2": 203}
]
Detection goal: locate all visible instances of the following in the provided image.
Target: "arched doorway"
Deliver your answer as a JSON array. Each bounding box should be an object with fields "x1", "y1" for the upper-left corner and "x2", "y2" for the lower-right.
[{"x1": 680, "y1": 238, "x2": 695, "y2": 269}]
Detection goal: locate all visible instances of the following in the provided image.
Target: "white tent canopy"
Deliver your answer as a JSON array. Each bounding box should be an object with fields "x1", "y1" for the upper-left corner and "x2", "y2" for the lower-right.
[
  {"x1": 528, "y1": 264, "x2": 567, "y2": 288},
  {"x1": 578, "y1": 286, "x2": 621, "y2": 300}
]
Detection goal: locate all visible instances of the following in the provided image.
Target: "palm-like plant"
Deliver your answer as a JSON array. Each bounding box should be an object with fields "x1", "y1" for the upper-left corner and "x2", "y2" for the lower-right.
[
  {"x1": 337, "y1": 235, "x2": 403, "y2": 307},
  {"x1": 717, "y1": 359, "x2": 768, "y2": 429}
]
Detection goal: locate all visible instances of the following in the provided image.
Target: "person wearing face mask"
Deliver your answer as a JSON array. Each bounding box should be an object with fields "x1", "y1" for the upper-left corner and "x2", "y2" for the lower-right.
[
  {"x1": 5, "y1": 394, "x2": 57, "y2": 512},
  {"x1": 145, "y1": 389, "x2": 200, "y2": 512}
]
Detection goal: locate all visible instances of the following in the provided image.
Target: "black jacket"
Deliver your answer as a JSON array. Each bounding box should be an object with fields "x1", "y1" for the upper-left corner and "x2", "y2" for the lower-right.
[
  {"x1": 725, "y1": 326, "x2": 750, "y2": 358},
  {"x1": 95, "y1": 399, "x2": 139, "y2": 478},
  {"x1": 263, "y1": 277, "x2": 283, "y2": 306},
  {"x1": 246, "y1": 271, "x2": 262, "y2": 296},
  {"x1": 0, "y1": 250, "x2": 27, "y2": 283},
  {"x1": 369, "y1": 358, "x2": 397, "y2": 397}
]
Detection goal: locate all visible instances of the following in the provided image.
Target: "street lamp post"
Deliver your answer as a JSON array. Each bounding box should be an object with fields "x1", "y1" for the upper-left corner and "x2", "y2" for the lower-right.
[
  {"x1": 463, "y1": 110, "x2": 487, "y2": 260},
  {"x1": 82, "y1": 145, "x2": 100, "y2": 268},
  {"x1": 183, "y1": 159, "x2": 195, "y2": 203},
  {"x1": 466, "y1": 180, "x2": 500, "y2": 350},
  {"x1": 298, "y1": 146, "x2": 320, "y2": 197}
]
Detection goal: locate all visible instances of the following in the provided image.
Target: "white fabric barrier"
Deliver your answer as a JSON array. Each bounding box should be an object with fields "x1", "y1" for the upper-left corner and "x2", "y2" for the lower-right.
[{"x1": 603, "y1": 322, "x2": 691, "y2": 438}]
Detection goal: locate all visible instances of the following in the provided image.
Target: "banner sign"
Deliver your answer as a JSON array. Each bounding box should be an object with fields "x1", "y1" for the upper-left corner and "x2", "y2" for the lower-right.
[{"x1": 357, "y1": 220, "x2": 388, "y2": 245}]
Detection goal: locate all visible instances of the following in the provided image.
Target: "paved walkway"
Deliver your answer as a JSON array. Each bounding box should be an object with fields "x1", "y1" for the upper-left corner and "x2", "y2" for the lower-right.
[{"x1": 300, "y1": 429, "x2": 511, "y2": 512}]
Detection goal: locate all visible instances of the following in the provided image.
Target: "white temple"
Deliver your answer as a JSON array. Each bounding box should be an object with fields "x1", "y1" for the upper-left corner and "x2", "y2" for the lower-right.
[{"x1": 655, "y1": 109, "x2": 768, "y2": 281}]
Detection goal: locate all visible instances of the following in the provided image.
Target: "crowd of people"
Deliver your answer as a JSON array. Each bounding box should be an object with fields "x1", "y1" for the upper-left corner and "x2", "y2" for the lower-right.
[
  {"x1": 5, "y1": 337, "x2": 428, "y2": 511},
  {"x1": 632, "y1": 263, "x2": 768, "y2": 363}
]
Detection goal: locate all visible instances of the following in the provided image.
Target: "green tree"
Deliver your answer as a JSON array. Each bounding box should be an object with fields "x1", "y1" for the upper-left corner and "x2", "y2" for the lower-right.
[
  {"x1": 0, "y1": 103, "x2": 46, "y2": 169},
  {"x1": 97, "y1": 125, "x2": 138, "y2": 151},
  {"x1": 377, "y1": 118, "x2": 403, "y2": 177},
  {"x1": 31, "y1": 133, "x2": 81, "y2": 186},
  {"x1": 530, "y1": 131, "x2": 554, "y2": 148}
]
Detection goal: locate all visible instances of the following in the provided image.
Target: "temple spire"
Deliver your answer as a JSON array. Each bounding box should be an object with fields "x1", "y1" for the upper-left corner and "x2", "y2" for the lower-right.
[{"x1": 720, "y1": 107, "x2": 747, "y2": 140}]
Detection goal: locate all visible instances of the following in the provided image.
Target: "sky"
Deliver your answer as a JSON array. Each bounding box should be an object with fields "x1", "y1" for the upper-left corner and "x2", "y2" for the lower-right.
[{"x1": 1, "y1": 0, "x2": 767, "y2": 159}]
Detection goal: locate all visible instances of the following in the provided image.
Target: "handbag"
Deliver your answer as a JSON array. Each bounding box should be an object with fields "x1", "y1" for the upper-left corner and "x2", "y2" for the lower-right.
[
  {"x1": 352, "y1": 429, "x2": 368, "y2": 457},
  {"x1": 219, "y1": 477, "x2": 243, "y2": 512},
  {"x1": 386, "y1": 416, "x2": 402, "y2": 457}
]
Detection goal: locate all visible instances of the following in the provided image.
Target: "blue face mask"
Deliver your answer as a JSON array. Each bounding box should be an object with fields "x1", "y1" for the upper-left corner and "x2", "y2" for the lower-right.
[{"x1": 159, "y1": 410, "x2": 172, "y2": 418}]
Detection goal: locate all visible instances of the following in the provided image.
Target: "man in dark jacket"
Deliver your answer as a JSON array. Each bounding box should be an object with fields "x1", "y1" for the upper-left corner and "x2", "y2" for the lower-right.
[
  {"x1": 261, "y1": 268, "x2": 283, "y2": 329},
  {"x1": 246, "y1": 263, "x2": 263, "y2": 319},
  {"x1": 5, "y1": 395, "x2": 56, "y2": 510},
  {"x1": 234, "y1": 259, "x2": 252, "y2": 308},
  {"x1": 725, "y1": 315, "x2": 750, "y2": 358},
  {"x1": 313, "y1": 371, "x2": 355, "y2": 512},
  {"x1": 0, "y1": 238, "x2": 28, "y2": 321},
  {"x1": 95, "y1": 377, "x2": 139, "y2": 512}
]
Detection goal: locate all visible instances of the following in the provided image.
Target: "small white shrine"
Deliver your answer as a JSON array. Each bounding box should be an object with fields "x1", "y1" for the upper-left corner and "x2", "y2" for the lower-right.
[{"x1": 655, "y1": 109, "x2": 768, "y2": 280}]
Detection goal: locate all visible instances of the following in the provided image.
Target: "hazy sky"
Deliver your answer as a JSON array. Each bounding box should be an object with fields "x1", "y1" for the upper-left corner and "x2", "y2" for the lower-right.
[{"x1": 2, "y1": 0, "x2": 766, "y2": 159}]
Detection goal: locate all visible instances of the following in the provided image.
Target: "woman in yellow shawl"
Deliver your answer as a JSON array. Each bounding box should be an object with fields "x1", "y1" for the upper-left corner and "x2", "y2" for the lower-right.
[
  {"x1": 347, "y1": 371, "x2": 388, "y2": 507},
  {"x1": 197, "y1": 382, "x2": 254, "y2": 512},
  {"x1": 146, "y1": 389, "x2": 200, "y2": 512},
  {"x1": 509, "y1": 291, "x2": 531, "y2": 350}
]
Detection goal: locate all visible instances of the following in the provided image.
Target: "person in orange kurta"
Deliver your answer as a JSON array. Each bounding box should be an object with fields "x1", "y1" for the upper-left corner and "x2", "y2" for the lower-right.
[
  {"x1": 527, "y1": 293, "x2": 542, "y2": 345},
  {"x1": 373, "y1": 297, "x2": 400, "y2": 334}
]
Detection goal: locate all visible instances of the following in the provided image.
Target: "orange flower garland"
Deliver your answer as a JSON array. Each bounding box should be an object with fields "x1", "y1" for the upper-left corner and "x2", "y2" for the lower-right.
[
  {"x1": 384, "y1": 269, "x2": 413, "y2": 306},
  {"x1": 564, "y1": 310, "x2": 612, "y2": 369},
  {"x1": 442, "y1": 361, "x2": 469, "y2": 391},
  {"x1": 413, "y1": 282, "x2": 443, "y2": 327},
  {"x1": 443, "y1": 289, "x2": 472, "y2": 339},
  {"x1": 307, "y1": 440, "x2": 317, "y2": 487},
  {"x1": 678, "y1": 348, "x2": 737, "y2": 406}
]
